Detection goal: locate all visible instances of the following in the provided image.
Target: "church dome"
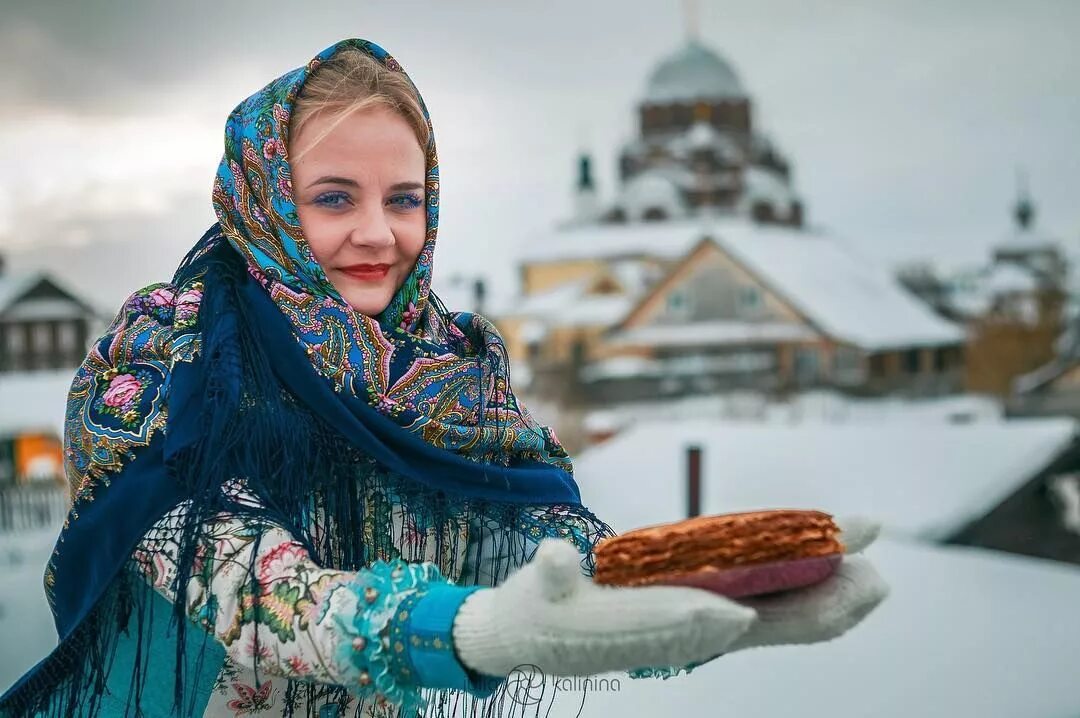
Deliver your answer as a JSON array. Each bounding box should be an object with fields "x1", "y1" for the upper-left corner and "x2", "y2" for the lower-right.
[{"x1": 645, "y1": 40, "x2": 745, "y2": 104}]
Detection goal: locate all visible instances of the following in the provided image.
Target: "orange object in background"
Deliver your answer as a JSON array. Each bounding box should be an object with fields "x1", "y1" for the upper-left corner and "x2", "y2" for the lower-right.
[{"x1": 13, "y1": 432, "x2": 64, "y2": 485}]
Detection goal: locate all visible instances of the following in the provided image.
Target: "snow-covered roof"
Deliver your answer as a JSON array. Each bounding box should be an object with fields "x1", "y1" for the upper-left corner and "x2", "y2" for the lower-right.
[
  {"x1": 704, "y1": 224, "x2": 965, "y2": 350},
  {"x1": 668, "y1": 121, "x2": 745, "y2": 159},
  {"x1": 428, "y1": 274, "x2": 513, "y2": 319},
  {"x1": 995, "y1": 226, "x2": 1061, "y2": 254},
  {"x1": 575, "y1": 416, "x2": 1077, "y2": 540},
  {"x1": 982, "y1": 262, "x2": 1040, "y2": 296},
  {"x1": 0, "y1": 272, "x2": 45, "y2": 314},
  {"x1": 609, "y1": 260, "x2": 662, "y2": 296},
  {"x1": 581, "y1": 351, "x2": 776, "y2": 383},
  {"x1": 0, "y1": 369, "x2": 76, "y2": 436},
  {"x1": 615, "y1": 171, "x2": 687, "y2": 221},
  {"x1": 519, "y1": 218, "x2": 964, "y2": 350},
  {"x1": 542, "y1": 536, "x2": 1080, "y2": 718},
  {"x1": 584, "y1": 391, "x2": 1005, "y2": 432},
  {"x1": 504, "y1": 280, "x2": 636, "y2": 327},
  {"x1": 645, "y1": 40, "x2": 746, "y2": 104},
  {"x1": 517, "y1": 218, "x2": 707, "y2": 264},
  {"x1": 740, "y1": 165, "x2": 797, "y2": 213},
  {"x1": 609, "y1": 319, "x2": 818, "y2": 348}
]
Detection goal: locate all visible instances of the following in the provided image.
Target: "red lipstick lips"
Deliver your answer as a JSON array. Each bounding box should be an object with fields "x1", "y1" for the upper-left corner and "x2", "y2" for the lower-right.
[{"x1": 340, "y1": 263, "x2": 390, "y2": 281}]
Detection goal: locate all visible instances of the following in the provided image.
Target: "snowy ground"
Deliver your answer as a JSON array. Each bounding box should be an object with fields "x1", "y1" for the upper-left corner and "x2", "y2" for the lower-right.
[{"x1": 0, "y1": 524, "x2": 60, "y2": 690}]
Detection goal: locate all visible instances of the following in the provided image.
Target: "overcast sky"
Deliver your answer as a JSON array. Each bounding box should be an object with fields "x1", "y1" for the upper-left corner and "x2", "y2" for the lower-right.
[{"x1": 1, "y1": 0, "x2": 1077, "y2": 311}]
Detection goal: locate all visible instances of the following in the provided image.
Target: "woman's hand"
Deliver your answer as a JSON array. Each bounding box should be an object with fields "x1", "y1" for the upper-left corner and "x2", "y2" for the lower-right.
[
  {"x1": 725, "y1": 515, "x2": 890, "y2": 652},
  {"x1": 451, "y1": 538, "x2": 757, "y2": 678}
]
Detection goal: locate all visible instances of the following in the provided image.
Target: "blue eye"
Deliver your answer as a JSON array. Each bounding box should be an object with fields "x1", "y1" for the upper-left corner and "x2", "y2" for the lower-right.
[
  {"x1": 313, "y1": 191, "x2": 350, "y2": 208},
  {"x1": 389, "y1": 192, "x2": 424, "y2": 210}
]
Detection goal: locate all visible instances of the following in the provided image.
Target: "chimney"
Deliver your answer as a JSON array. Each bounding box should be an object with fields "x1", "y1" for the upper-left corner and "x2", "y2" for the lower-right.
[
  {"x1": 472, "y1": 278, "x2": 487, "y2": 316},
  {"x1": 573, "y1": 152, "x2": 599, "y2": 224},
  {"x1": 686, "y1": 444, "x2": 702, "y2": 518}
]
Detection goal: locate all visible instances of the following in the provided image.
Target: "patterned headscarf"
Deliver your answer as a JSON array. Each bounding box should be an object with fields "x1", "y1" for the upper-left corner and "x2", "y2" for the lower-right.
[{"x1": 211, "y1": 37, "x2": 568, "y2": 470}]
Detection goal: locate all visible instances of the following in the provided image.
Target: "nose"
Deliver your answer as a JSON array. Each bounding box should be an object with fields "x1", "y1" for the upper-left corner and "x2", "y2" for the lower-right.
[{"x1": 346, "y1": 202, "x2": 395, "y2": 250}]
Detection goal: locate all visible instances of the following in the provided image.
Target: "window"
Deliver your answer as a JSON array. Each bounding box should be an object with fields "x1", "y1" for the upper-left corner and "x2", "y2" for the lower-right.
[
  {"x1": 57, "y1": 322, "x2": 77, "y2": 353},
  {"x1": 32, "y1": 324, "x2": 52, "y2": 353},
  {"x1": 666, "y1": 287, "x2": 692, "y2": 319},
  {"x1": 833, "y1": 346, "x2": 864, "y2": 384},
  {"x1": 751, "y1": 201, "x2": 775, "y2": 223},
  {"x1": 933, "y1": 347, "x2": 948, "y2": 372},
  {"x1": 902, "y1": 349, "x2": 921, "y2": 374},
  {"x1": 794, "y1": 347, "x2": 819, "y2": 386},
  {"x1": 738, "y1": 286, "x2": 762, "y2": 315},
  {"x1": 4, "y1": 325, "x2": 25, "y2": 355},
  {"x1": 869, "y1": 353, "x2": 887, "y2": 378}
]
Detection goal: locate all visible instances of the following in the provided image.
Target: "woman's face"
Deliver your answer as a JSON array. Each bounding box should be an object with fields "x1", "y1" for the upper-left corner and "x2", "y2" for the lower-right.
[{"x1": 291, "y1": 105, "x2": 427, "y2": 316}]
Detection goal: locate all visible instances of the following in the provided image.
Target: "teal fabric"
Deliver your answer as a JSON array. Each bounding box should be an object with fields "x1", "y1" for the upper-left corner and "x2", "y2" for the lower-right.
[{"x1": 87, "y1": 587, "x2": 223, "y2": 717}]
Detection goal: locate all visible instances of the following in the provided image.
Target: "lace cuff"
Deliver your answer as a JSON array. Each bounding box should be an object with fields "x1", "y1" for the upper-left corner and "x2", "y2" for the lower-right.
[{"x1": 334, "y1": 558, "x2": 492, "y2": 715}]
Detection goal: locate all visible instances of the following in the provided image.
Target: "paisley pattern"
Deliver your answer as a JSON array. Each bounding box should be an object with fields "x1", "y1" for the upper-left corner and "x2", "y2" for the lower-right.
[{"x1": 61, "y1": 279, "x2": 200, "y2": 509}]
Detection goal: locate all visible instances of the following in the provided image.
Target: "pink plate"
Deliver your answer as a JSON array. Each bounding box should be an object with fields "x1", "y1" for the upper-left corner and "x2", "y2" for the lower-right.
[{"x1": 655, "y1": 553, "x2": 843, "y2": 598}]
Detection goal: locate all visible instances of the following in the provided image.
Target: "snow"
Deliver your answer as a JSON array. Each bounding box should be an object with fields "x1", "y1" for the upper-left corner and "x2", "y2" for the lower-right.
[
  {"x1": 609, "y1": 260, "x2": 662, "y2": 296},
  {"x1": 982, "y1": 262, "x2": 1040, "y2": 296},
  {"x1": 0, "y1": 272, "x2": 42, "y2": 313},
  {"x1": 615, "y1": 171, "x2": 687, "y2": 221},
  {"x1": 995, "y1": 226, "x2": 1061, "y2": 254},
  {"x1": 609, "y1": 319, "x2": 818, "y2": 348},
  {"x1": 429, "y1": 273, "x2": 513, "y2": 318},
  {"x1": 544, "y1": 536, "x2": 1080, "y2": 718},
  {"x1": 741, "y1": 165, "x2": 797, "y2": 212},
  {"x1": 516, "y1": 217, "x2": 706, "y2": 264},
  {"x1": 574, "y1": 415, "x2": 1076, "y2": 540},
  {"x1": 584, "y1": 391, "x2": 1005, "y2": 432},
  {"x1": 707, "y1": 224, "x2": 966, "y2": 350},
  {"x1": 666, "y1": 121, "x2": 744, "y2": 161},
  {"x1": 581, "y1": 352, "x2": 775, "y2": 382},
  {"x1": 0, "y1": 369, "x2": 76, "y2": 436},
  {"x1": 644, "y1": 39, "x2": 745, "y2": 103},
  {"x1": 1047, "y1": 474, "x2": 1080, "y2": 534},
  {"x1": 0, "y1": 525, "x2": 61, "y2": 690},
  {"x1": 505, "y1": 280, "x2": 636, "y2": 327},
  {"x1": 516, "y1": 217, "x2": 963, "y2": 351}
]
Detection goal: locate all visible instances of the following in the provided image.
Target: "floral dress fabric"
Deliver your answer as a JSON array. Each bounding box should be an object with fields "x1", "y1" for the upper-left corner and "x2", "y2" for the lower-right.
[{"x1": 131, "y1": 479, "x2": 496, "y2": 717}]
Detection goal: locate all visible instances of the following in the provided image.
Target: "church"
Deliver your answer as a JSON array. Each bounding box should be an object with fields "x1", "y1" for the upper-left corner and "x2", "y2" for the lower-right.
[{"x1": 494, "y1": 36, "x2": 965, "y2": 416}]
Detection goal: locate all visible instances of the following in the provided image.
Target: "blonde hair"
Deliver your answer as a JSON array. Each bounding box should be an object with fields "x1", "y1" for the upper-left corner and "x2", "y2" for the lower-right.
[{"x1": 289, "y1": 48, "x2": 431, "y2": 164}]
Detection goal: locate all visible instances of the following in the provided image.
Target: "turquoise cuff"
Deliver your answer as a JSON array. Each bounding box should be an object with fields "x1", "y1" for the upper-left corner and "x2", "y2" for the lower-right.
[{"x1": 386, "y1": 583, "x2": 503, "y2": 697}]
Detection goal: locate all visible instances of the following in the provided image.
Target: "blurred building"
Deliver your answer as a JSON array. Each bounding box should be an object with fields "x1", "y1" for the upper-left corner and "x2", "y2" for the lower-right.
[
  {"x1": 0, "y1": 264, "x2": 103, "y2": 374},
  {"x1": 897, "y1": 182, "x2": 1070, "y2": 399},
  {"x1": 497, "y1": 38, "x2": 964, "y2": 415},
  {"x1": 587, "y1": 39, "x2": 803, "y2": 227},
  {"x1": 0, "y1": 256, "x2": 102, "y2": 496}
]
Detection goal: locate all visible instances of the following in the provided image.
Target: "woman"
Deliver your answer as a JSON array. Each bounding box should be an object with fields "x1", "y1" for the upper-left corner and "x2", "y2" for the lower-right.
[{"x1": 0, "y1": 39, "x2": 887, "y2": 717}]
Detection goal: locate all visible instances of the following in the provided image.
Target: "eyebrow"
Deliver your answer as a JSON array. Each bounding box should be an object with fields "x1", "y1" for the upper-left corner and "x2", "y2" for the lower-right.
[{"x1": 306, "y1": 176, "x2": 425, "y2": 192}]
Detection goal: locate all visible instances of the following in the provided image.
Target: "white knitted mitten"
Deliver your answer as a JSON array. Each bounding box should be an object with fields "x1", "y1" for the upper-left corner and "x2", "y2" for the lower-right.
[
  {"x1": 452, "y1": 538, "x2": 757, "y2": 678},
  {"x1": 725, "y1": 515, "x2": 890, "y2": 652}
]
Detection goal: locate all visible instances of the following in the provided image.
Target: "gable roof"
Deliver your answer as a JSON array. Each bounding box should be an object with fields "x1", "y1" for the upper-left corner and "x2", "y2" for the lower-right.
[
  {"x1": 612, "y1": 223, "x2": 964, "y2": 350},
  {"x1": 0, "y1": 273, "x2": 45, "y2": 314},
  {"x1": 0, "y1": 271, "x2": 102, "y2": 319},
  {"x1": 507, "y1": 279, "x2": 637, "y2": 327}
]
